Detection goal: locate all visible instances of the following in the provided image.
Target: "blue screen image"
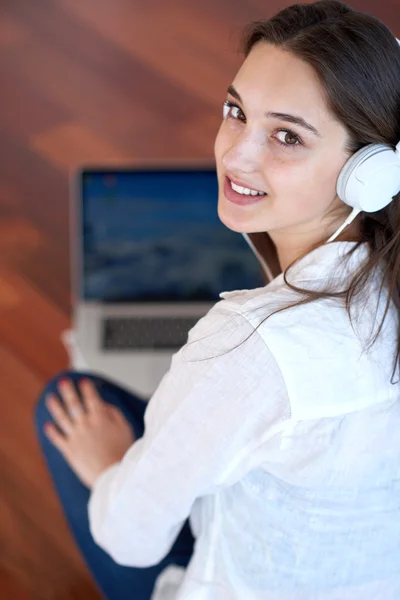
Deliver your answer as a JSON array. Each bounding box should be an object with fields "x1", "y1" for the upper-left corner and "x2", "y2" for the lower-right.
[{"x1": 81, "y1": 169, "x2": 266, "y2": 302}]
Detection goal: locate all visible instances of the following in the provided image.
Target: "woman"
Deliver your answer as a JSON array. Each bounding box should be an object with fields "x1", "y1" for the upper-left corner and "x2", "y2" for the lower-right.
[{"x1": 34, "y1": 1, "x2": 400, "y2": 599}]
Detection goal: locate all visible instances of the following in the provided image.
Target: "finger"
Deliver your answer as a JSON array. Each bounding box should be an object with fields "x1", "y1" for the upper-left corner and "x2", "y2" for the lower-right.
[
  {"x1": 108, "y1": 406, "x2": 137, "y2": 440},
  {"x1": 79, "y1": 378, "x2": 104, "y2": 415},
  {"x1": 103, "y1": 403, "x2": 117, "y2": 420},
  {"x1": 46, "y1": 393, "x2": 74, "y2": 435},
  {"x1": 107, "y1": 404, "x2": 124, "y2": 422},
  {"x1": 58, "y1": 379, "x2": 86, "y2": 422},
  {"x1": 44, "y1": 421, "x2": 69, "y2": 454}
]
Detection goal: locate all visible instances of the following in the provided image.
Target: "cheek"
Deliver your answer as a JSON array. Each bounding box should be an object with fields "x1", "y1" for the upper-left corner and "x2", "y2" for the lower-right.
[
  {"x1": 306, "y1": 160, "x2": 342, "y2": 209},
  {"x1": 304, "y1": 144, "x2": 347, "y2": 199},
  {"x1": 277, "y1": 153, "x2": 338, "y2": 196},
  {"x1": 267, "y1": 157, "x2": 307, "y2": 193},
  {"x1": 266, "y1": 158, "x2": 333, "y2": 217},
  {"x1": 214, "y1": 124, "x2": 228, "y2": 164}
]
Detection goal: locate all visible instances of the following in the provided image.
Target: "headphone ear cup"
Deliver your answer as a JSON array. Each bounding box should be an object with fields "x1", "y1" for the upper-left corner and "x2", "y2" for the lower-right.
[
  {"x1": 337, "y1": 145, "x2": 374, "y2": 205},
  {"x1": 337, "y1": 143, "x2": 400, "y2": 213}
]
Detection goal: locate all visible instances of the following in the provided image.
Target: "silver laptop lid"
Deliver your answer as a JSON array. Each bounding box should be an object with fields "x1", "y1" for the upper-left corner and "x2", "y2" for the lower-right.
[{"x1": 69, "y1": 162, "x2": 267, "y2": 307}]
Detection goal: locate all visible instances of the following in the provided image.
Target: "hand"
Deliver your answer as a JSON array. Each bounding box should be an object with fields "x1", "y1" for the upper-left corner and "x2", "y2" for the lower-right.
[{"x1": 44, "y1": 378, "x2": 137, "y2": 490}]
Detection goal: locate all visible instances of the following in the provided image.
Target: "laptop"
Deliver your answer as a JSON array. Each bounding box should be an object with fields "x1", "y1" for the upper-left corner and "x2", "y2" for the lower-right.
[{"x1": 69, "y1": 162, "x2": 271, "y2": 399}]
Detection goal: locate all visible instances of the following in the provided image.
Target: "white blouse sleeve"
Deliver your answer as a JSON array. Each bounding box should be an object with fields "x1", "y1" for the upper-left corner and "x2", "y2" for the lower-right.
[{"x1": 87, "y1": 299, "x2": 291, "y2": 568}]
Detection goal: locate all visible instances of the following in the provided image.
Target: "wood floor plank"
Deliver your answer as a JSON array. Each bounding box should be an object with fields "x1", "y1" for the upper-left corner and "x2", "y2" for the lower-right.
[
  {"x1": 0, "y1": 565, "x2": 33, "y2": 600},
  {"x1": 55, "y1": 0, "x2": 234, "y2": 106},
  {"x1": 31, "y1": 122, "x2": 130, "y2": 172},
  {"x1": 0, "y1": 61, "x2": 71, "y2": 142},
  {"x1": 5, "y1": 0, "x2": 211, "y2": 130},
  {"x1": 0, "y1": 218, "x2": 43, "y2": 270},
  {"x1": 0, "y1": 127, "x2": 69, "y2": 242},
  {"x1": 0, "y1": 268, "x2": 69, "y2": 379},
  {"x1": 0, "y1": 12, "x2": 29, "y2": 47}
]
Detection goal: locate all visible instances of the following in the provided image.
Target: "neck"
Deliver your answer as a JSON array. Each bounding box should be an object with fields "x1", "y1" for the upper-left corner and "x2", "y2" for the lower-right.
[{"x1": 247, "y1": 215, "x2": 363, "y2": 278}]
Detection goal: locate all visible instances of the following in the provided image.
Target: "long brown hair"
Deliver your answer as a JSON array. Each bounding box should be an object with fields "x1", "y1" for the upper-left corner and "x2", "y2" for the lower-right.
[{"x1": 190, "y1": 0, "x2": 400, "y2": 384}]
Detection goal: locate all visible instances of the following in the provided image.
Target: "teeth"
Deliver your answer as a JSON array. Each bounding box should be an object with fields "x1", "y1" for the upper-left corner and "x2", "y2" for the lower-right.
[{"x1": 230, "y1": 180, "x2": 266, "y2": 196}]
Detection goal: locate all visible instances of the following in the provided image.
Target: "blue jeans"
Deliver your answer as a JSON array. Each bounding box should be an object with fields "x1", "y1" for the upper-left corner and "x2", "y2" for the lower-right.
[{"x1": 34, "y1": 369, "x2": 195, "y2": 600}]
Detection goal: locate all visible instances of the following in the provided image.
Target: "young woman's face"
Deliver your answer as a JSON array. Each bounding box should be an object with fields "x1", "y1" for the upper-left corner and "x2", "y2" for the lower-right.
[{"x1": 214, "y1": 42, "x2": 355, "y2": 263}]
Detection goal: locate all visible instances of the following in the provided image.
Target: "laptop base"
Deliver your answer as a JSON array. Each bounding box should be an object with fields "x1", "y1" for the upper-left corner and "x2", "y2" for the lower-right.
[{"x1": 60, "y1": 329, "x2": 171, "y2": 399}]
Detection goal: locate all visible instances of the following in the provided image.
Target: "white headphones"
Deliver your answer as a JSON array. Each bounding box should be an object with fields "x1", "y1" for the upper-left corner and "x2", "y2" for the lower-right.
[{"x1": 326, "y1": 36, "x2": 400, "y2": 243}]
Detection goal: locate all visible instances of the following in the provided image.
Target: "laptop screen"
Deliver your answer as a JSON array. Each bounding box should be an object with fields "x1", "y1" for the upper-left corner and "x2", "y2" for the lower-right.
[{"x1": 80, "y1": 168, "x2": 267, "y2": 302}]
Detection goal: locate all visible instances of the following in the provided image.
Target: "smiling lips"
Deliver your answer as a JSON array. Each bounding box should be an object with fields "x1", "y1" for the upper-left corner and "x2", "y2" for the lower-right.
[
  {"x1": 227, "y1": 174, "x2": 267, "y2": 194},
  {"x1": 223, "y1": 176, "x2": 268, "y2": 206}
]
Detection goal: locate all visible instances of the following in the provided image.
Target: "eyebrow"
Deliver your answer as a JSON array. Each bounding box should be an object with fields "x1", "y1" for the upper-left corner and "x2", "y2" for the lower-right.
[{"x1": 227, "y1": 84, "x2": 322, "y2": 138}]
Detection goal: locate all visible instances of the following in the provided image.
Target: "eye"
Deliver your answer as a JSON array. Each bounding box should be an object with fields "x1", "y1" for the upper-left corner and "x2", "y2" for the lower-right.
[
  {"x1": 223, "y1": 100, "x2": 303, "y2": 150},
  {"x1": 223, "y1": 100, "x2": 246, "y2": 122},
  {"x1": 274, "y1": 129, "x2": 302, "y2": 149}
]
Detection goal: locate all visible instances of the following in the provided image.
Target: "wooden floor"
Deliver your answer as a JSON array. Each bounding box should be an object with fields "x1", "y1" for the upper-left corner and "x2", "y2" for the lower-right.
[{"x1": 0, "y1": 1, "x2": 397, "y2": 598}]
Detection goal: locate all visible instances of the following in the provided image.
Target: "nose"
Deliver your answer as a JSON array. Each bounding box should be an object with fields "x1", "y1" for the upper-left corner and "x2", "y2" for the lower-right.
[{"x1": 221, "y1": 129, "x2": 267, "y2": 175}]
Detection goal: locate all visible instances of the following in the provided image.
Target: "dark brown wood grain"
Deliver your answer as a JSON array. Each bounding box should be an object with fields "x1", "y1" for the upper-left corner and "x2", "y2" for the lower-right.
[{"x1": 1, "y1": 1, "x2": 398, "y2": 597}]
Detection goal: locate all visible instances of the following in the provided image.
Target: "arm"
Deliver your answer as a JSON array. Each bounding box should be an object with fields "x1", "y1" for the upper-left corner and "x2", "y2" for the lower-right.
[{"x1": 87, "y1": 301, "x2": 290, "y2": 567}]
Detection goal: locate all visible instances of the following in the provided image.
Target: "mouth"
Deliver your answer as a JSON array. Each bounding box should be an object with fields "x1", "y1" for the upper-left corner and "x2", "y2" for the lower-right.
[{"x1": 223, "y1": 176, "x2": 268, "y2": 206}]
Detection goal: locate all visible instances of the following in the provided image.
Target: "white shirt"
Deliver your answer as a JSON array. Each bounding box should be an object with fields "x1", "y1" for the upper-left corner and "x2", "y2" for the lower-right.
[{"x1": 88, "y1": 241, "x2": 400, "y2": 600}]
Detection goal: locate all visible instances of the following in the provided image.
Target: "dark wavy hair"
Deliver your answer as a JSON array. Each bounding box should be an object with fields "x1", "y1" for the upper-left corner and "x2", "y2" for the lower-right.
[{"x1": 190, "y1": 1, "x2": 400, "y2": 383}]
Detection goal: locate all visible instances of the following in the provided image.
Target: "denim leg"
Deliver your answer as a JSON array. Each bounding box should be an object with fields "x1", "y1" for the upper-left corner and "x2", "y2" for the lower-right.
[{"x1": 33, "y1": 369, "x2": 195, "y2": 600}]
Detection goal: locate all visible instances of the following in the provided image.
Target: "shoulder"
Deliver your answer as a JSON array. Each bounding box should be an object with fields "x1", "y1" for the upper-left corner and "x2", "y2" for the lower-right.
[
  {"x1": 183, "y1": 295, "x2": 275, "y2": 366},
  {"x1": 216, "y1": 279, "x2": 396, "y2": 420}
]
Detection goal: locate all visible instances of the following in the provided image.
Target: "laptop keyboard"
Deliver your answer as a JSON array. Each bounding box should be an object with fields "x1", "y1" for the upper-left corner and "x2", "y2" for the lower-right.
[{"x1": 102, "y1": 316, "x2": 201, "y2": 350}]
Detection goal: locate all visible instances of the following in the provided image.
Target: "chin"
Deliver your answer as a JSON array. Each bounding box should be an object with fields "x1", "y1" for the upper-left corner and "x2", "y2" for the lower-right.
[
  {"x1": 217, "y1": 198, "x2": 251, "y2": 233},
  {"x1": 217, "y1": 195, "x2": 271, "y2": 234}
]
